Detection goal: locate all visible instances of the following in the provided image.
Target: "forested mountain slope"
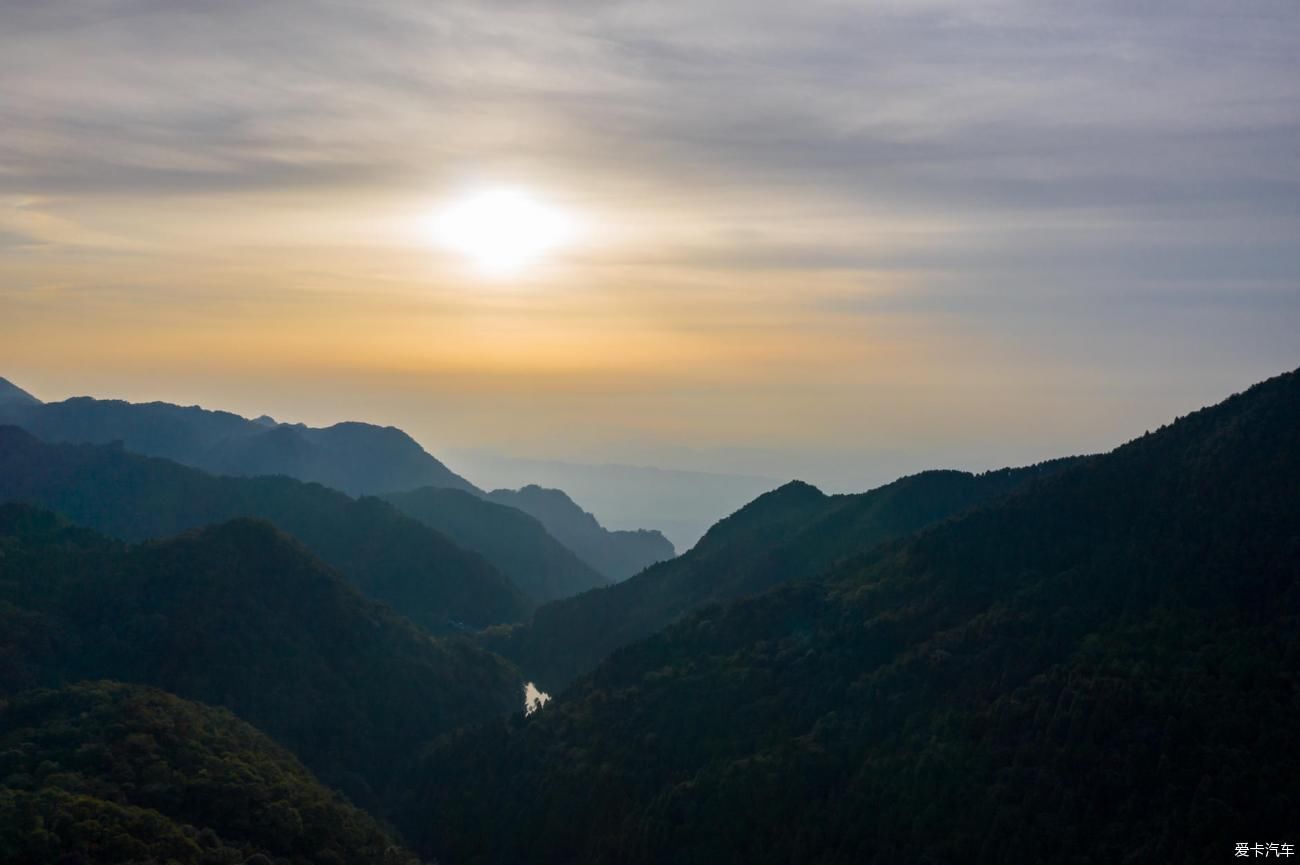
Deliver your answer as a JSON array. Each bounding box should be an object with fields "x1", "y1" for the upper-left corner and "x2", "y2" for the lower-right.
[
  {"x1": 383, "y1": 486, "x2": 609, "y2": 603},
  {"x1": 404, "y1": 368, "x2": 1300, "y2": 865},
  {"x1": 0, "y1": 427, "x2": 530, "y2": 630},
  {"x1": 485, "y1": 485, "x2": 675, "y2": 581},
  {"x1": 0, "y1": 682, "x2": 420, "y2": 865},
  {"x1": 493, "y1": 460, "x2": 1077, "y2": 690},
  {"x1": 0, "y1": 506, "x2": 523, "y2": 808},
  {"x1": 0, "y1": 389, "x2": 478, "y2": 495}
]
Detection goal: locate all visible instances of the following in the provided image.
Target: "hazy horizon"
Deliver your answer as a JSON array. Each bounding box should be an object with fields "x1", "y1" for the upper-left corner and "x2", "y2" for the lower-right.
[{"x1": 2, "y1": 365, "x2": 1288, "y2": 495}]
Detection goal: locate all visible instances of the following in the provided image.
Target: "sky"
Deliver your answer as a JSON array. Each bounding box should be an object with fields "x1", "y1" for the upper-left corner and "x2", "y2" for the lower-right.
[{"x1": 2, "y1": 0, "x2": 1298, "y2": 493}]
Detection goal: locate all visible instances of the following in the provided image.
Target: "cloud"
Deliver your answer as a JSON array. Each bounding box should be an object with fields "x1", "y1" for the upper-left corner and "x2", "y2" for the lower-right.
[{"x1": 1, "y1": 0, "x2": 1297, "y2": 474}]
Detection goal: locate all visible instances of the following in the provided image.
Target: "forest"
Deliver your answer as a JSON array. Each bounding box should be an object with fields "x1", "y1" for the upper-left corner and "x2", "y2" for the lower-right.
[{"x1": 0, "y1": 369, "x2": 1296, "y2": 864}]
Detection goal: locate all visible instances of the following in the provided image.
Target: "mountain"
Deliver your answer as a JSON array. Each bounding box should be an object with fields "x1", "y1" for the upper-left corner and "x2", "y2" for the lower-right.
[
  {"x1": 490, "y1": 461, "x2": 1078, "y2": 691},
  {"x1": 402, "y1": 368, "x2": 1300, "y2": 864},
  {"x1": 0, "y1": 682, "x2": 419, "y2": 865},
  {"x1": 0, "y1": 383, "x2": 683, "y2": 569},
  {"x1": 0, "y1": 377, "x2": 39, "y2": 408},
  {"x1": 0, "y1": 426, "x2": 530, "y2": 631},
  {"x1": 0, "y1": 389, "x2": 478, "y2": 496},
  {"x1": 486, "y1": 484, "x2": 675, "y2": 581},
  {"x1": 449, "y1": 450, "x2": 779, "y2": 551},
  {"x1": 382, "y1": 486, "x2": 610, "y2": 603},
  {"x1": 0, "y1": 505, "x2": 524, "y2": 808}
]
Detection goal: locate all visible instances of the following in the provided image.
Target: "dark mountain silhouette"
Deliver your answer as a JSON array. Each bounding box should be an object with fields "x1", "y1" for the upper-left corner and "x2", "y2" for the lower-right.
[
  {"x1": 0, "y1": 382, "x2": 682, "y2": 573},
  {"x1": 0, "y1": 377, "x2": 39, "y2": 408},
  {"x1": 0, "y1": 389, "x2": 478, "y2": 496},
  {"x1": 0, "y1": 506, "x2": 523, "y2": 809},
  {"x1": 402, "y1": 368, "x2": 1300, "y2": 865},
  {"x1": 490, "y1": 460, "x2": 1078, "y2": 691},
  {"x1": 0, "y1": 427, "x2": 530, "y2": 631},
  {"x1": 486, "y1": 484, "x2": 675, "y2": 581},
  {"x1": 382, "y1": 486, "x2": 609, "y2": 603},
  {"x1": 0, "y1": 681, "x2": 420, "y2": 865}
]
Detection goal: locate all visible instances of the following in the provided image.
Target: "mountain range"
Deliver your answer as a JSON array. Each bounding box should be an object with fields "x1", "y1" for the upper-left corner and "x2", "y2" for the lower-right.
[
  {"x1": 381, "y1": 486, "x2": 610, "y2": 603},
  {"x1": 449, "y1": 449, "x2": 778, "y2": 551},
  {"x1": 0, "y1": 427, "x2": 530, "y2": 630},
  {"x1": 489, "y1": 459, "x2": 1080, "y2": 691},
  {"x1": 0, "y1": 380, "x2": 476, "y2": 496},
  {"x1": 0, "y1": 505, "x2": 523, "y2": 809},
  {"x1": 485, "y1": 484, "x2": 675, "y2": 581},
  {"x1": 0, "y1": 378, "x2": 676, "y2": 583},
  {"x1": 402, "y1": 368, "x2": 1300, "y2": 864},
  {"x1": 0, "y1": 368, "x2": 1295, "y2": 864}
]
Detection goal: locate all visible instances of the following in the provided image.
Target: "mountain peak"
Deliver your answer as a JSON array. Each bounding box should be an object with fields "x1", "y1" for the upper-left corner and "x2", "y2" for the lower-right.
[{"x1": 768, "y1": 479, "x2": 824, "y2": 499}]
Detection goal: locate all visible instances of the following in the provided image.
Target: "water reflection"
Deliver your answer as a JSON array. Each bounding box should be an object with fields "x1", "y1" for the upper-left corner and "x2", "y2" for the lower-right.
[{"x1": 524, "y1": 681, "x2": 551, "y2": 715}]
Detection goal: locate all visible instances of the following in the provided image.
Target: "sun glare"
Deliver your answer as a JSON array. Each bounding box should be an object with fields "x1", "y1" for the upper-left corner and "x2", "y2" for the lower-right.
[{"x1": 428, "y1": 188, "x2": 577, "y2": 277}]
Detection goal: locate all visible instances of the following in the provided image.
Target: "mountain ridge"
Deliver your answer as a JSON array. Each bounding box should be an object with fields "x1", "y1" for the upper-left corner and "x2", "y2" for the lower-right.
[
  {"x1": 490, "y1": 459, "x2": 1081, "y2": 691},
  {"x1": 0, "y1": 504, "x2": 525, "y2": 809},
  {"x1": 0, "y1": 389, "x2": 478, "y2": 496},
  {"x1": 0, "y1": 426, "x2": 531, "y2": 630},
  {"x1": 383, "y1": 485, "x2": 610, "y2": 603},
  {"x1": 0, "y1": 377, "x2": 40, "y2": 407},
  {"x1": 486, "y1": 483, "x2": 676, "y2": 582},
  {"x1": 404, "y1": 367, "x2": 1300, "y2": 864}
]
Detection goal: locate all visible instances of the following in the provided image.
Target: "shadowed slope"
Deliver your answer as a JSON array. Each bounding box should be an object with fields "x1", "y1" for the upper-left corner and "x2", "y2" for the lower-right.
[
  {"x1": 383, "y1": 485, "x2": 609, "y2": 603},
  {"x1": 0, "y1": 682, "x2": 420, "y2": 865},
  {"x1": 0, "y1": 428, "x2": 530, "y2": 631},
  {"x1": 0, "y1": 506, "x2": 523, "y2": 808},
  {"x1": 492, "y1": 460, "x2": 1078, "y2": 691},
  {"x1": 485, "y1": 485, "x2": 675, "y2": 582},
  {"x1": 406, "y1": 368, "x2": 1300, "y2": 865}
]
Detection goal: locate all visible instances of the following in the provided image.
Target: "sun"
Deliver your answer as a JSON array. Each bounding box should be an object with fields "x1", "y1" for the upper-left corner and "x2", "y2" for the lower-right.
[{"x1": 427, "y1": 188, "x2": 577, "y2": 277}]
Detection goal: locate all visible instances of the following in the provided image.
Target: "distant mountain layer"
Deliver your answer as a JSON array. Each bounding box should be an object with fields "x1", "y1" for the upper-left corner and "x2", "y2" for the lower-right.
[
  {"x1": 0, "y1": 506, "x2": 523, "y2": 808},
  {"x1": 0, "y1": 391, "x2": 478, "y2": 496},
  {"x1": 0, "y1": 383, "x2": 683, "y2": 578},
  {"x1": 491, "y1": 460, "x2": 1078, "y2": 691},
  {"x1": 448, "y1": 450, "x2": 779, "y2": 551},
  {"x1": 405, "y1": 368, "x2": 1300, "y2": 864},
  {"x1": 0, "y1": 377, "x2": 39, "y2": 407},
  {"x1": 0, "y1": 427, "x2": 531, "y2": 631},
  {"x1": 0, "y1": 682, "x2": 420, "y2": 865},
  {"x1": 486, "y1": 484, "x2": 675, "y2": 582},
  {"x1": 383, "y1": 486, "x2": 610, "y2": 603}
]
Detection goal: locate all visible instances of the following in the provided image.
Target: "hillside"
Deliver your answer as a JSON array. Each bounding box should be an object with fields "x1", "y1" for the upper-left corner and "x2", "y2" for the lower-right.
[
  {"x1": 402, "y1": 368, "x2": 1300, "y2": 864},
  {"x1": 0, "y1": 377, "x2": 39, "y2": 408},
  {"x1": 0, "y1": 427, "x2": 530, "y2": 630},
  {"x1": 0, "y1": 682, "x2": 419, "y2": 865},
  {"x1": 486, "y1": 484, "x2": 675, "y2": 581},
  {"x1": 0, "y1": 389, "x2": 478, "y2": 495},
  {"x1": 383, "y1": 486, "x2": 609, "y2": 603},
  {"x1": 492, "y1": 461, "x2": 1078, "y2": 691},
  {"x1": 0, "y1": 506, "x2": 524, "y2": 808}
]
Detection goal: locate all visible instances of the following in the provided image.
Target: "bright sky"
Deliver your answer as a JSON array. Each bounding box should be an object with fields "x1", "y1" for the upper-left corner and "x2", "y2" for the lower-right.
[{"x1": 2, "y1": 0, "x2": 1297, "y2": 489}]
